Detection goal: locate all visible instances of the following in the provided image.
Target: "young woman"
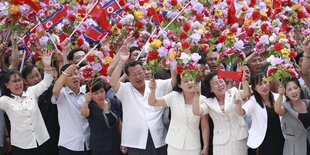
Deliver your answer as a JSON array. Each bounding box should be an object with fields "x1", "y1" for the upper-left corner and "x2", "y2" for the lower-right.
[
  {"x1": 148, "y1": 74, "x2": 207, "y2": 155},
  {"x1": 0, "y1": 51, "x2": 53, "y2": 155},
  {"x1": 193, "y1": 71, "x2": 250, "y2": 155},
  {"x1": 235, "y1": 71, "x2": 284, "y2": 155},
  {"x1": 80, "y1": 78, "x2": 122, "y2": 155},
  {"x1": 275, "y1": 78, "x2": 310, "y2": 155}
]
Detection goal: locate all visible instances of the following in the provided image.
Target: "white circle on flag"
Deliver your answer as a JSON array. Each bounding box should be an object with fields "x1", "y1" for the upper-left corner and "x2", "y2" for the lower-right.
[
  {"x1": 46, "y1": 21, "x2": 53, "y2": 29},
  {"x1": 107, "y1": 7, "x2": 114, "y2": 14}
]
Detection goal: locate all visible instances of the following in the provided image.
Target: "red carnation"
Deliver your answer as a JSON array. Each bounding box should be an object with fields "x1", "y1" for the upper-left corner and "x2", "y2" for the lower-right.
[
  {"x1": 179, "y1": 32, "x2": 188, "y2": 40},
  {"x1": 68, "y1": 14, "x2": 76, "y2": 21},
  {"x1": 116, "y1": 23, "x2": 123, "y2": 29},
  {"x1": 306, "y1": 5, "x2": 310, "y2": 14},
  {"x1": 288, "y1": 69, "x2": 298, "y2": 78},
  {"x1": 147, "y1": 51, "x2": 159, "y2": 61},
  {"x1": 99, "y1": 64, "x2": 109, "y2": 76},
  {"x1": 181, "y1": 41, "x2": 191, "y2": 49},
  {"x1": 86, "y1": 55, "x2": 95, "y2": 62},
  {"x1": 176, "y1": 66, "x2": 184, "y2": 74},
  {"x1": 247, "y1": 27, "x2": 254, "y2": 37},
  {"x1": 297, "y1": 11, "x2": 307, "y2": 19},
  {"x1": 182, "y1": 23, "x2": 191, "y2": 32},
  {"x1": 217, "y1": 35, "x2": 226, "y2": 43},
  {"x1": 196, "y1": 13, "x2": 204, "y2": 21},
  {"x1": 77, "y1": 38, "x2": 84, "y2": 46},
  {"x1": 288, "y1": 51, "x2": 296, "y2": 59},
  {"x1": 274, "y1": 43, "x2": 283, "y2": 51},
  {"x1": 135, "y1": 21, "x2": 144, "y2": 30},
  {"x1": 230, "y1": 27, "x2": 237, "y2": 34},
  {"x1": 260, "y1": 23, "x2": 268, "y2": 32},
  {"x1": 252, "y1": 11, "x2": 260, "y2": 20},
  {"x1": 267, "y1": 67, "x2": 277, "y2": 77},
  {"x1": 11, "y1": 0, "x2": 21, "y2": 5},
  {"x1": 171, "y1": 0, "x2": 178, "y2": 6}
]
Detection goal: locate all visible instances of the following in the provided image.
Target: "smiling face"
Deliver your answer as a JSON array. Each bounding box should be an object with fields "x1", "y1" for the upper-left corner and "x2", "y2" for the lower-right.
[
  {"x1": 285, "y1": 81, "x2": 301, "y2": 102},
  {"x1": 254, "y1": 80, "x2": 270, "y2": 96},
  {"x1": 127, "y1": 65, "x2": 145, "y2": 90},
  {"x1": 24, "y1": 67, "x2": 42, "y2": 86},
  {"x1": 210, "y1": 75, "x2": 226, "y2": 97},
  {"x1": 178, "y1": 77, "x2": 195, "y2": 93},
  {"x1": 5, "y1": 74, "x2": 24, "y2": 96}
]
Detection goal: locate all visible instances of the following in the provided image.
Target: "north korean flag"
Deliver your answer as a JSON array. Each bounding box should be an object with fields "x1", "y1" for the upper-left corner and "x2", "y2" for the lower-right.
[
  {"x1": 83, "y1": 25, "x2": 106, "y2": 43},
  {"x1": 103, "y1": 0, "x2": 122, "y2": 15},
  {"x1": 90, "y1": 1, "x2": 103, "y2": 19},
  {"x1": 22, "y1": 34, "x2": 33, "y2": 61},
  {"x1": 148, "y1": 7, "x2": 163, "y2": 27},
  {"x1": 41, "y1": 6, "x2": 68, "y2": 32}
]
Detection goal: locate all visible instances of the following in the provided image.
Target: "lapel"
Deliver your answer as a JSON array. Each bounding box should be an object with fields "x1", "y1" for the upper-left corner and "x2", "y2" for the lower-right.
[
  {"x1": 207, "y1": 97, "x2": 226, "y2": 115},
  {"x1": 283, "y1": 101, "x2": 306, "y2": 129},
  {"x1": 180, "y1": 92, "x2": 189, "y2": 125}
]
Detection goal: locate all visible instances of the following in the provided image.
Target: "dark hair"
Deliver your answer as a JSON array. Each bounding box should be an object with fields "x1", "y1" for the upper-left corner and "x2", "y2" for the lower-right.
[
  {"x1": 21, "y1": 64, "x2": 37, "y2": 79},
  {"x1": 203, "y1": 71, "x2": 217, "y2": 98},
  {"x1": 294, "y1": 52, "x2": 304, "y2": 66},
  {"x1": 283, "y1": 77, "x2": 305, "y2": 101},
  {"x1": 129, "y1": 46, "x2": 141, "y2": 53},
  {"x1": 1, "y1": 70, "x2": 22, "y2": 98},
  {"x1": 86, "y1": 78, "x2": 107, "y2": 93},
  {"x1": 173, "y1": 74, "x2": 182, "y2": 92},
  {"x1": 60, "y1": 63, "x2": 71, "y2": 73},
  {"x1": 250, "y1": 71, "x2": 274, "y2": 108},
  {"x1": 124, "y1": 61, "x2": 143, "y2": 76},
  {"x1": 67, "y1": 48, "x2": 85, "y2": 60},
  {"x1": 198, "y1": 57, "x2": 207, "y2": 65}
]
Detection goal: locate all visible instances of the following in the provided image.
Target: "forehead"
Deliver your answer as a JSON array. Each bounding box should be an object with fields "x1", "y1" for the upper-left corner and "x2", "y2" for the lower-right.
[
  {"x1": 128, "y1": 65, "x2": 143, "y2": 73},
  {"x1": 286, "y1": 81, "x2": 298, "y2": 87},
  {"x1": 74, "y1": 51, "x2": 85, "y2": 56},
  {"x1": 9, "y1": 74, "x2": 22, "y2": 80},
  {"x1": 130, "y1": 50, "x2": 140, "y2": 55}
]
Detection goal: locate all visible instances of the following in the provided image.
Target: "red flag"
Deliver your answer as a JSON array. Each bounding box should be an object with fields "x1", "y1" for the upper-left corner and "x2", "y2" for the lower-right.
[
  {"x1": 58, "y1": 32, "x2": 69, "y2": 43},
  {"x1": 41, "y1": 6, "x2": 68, "y2": 32},
  {"x1": 98, "y1": 11, "x2": 111, "y2": 31},
  {"x1": 217, "y1": 69, "x2": 243, "y2": 82},
  {"x1": 24, "y1": 0, "x2": 42, "y2": 12},
  {"x1": 227, "y1": 0, "x2": 239, "y2": 25},
  {"x1": 103, "y1": 0, "x2": 122, "y2": 15},
  {"x1": 148, "y1": 7, "x2": 163, "y2": 27},
  {"x1": 83, "y1": 25, "x2": 106, "y2": 43},
  {"x1": 89, "y1": 1, "x2": 103, "y2": 19},
  {"x1": 273, "y1": 0, "x2": 282, "y2": 9}
]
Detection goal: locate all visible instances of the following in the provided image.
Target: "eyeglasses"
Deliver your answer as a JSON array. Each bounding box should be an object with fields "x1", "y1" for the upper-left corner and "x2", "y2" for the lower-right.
[{"x1": 206, "y1": 57, "x2": 218, "y2": 62}]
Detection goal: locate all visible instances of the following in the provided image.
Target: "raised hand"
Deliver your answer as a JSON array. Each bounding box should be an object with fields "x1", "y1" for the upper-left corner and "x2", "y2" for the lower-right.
[
  {"x1": 61, "y1": 38, "x2": 71, "y2": 52},
  {"x1": 278, "y1": 85, "x2": 285, "y2": 95},
  {"x1": 42, "y1": 50, "x2": 52, "y2": 69},
  {"x1": 85, "y1": 92, "x2": 92, "y2": 103},
  {"x1": 193, "y1": 83, "x2": 200, "y2": 94},
  {"x1": 102, "y1": 100, "x2": 110, "y2": 113},
  {"x1": 149, "y1": 79, "x2": 157, "y2": 91},
  {"x1": 63, "y1": 64, "x2": 78, "y2": 76}
]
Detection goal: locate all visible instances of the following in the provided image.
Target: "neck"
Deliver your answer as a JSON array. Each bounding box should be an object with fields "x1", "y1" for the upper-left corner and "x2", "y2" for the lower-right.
[
  {"x1": 216, "y1": 94, "x2": 225, "y2": 103},
  {"x1": 261, "y1": 94, "x2": 269, "y2": 103},
  {"x1": 183, "y1": 92, "x2": 194, "y2": 100},
  {"x1": 291, "y1": 99, "x2": 302, "y2": 107},
  {"x1": 136, "y1": 86, "x2": 145, "y2": 96}
]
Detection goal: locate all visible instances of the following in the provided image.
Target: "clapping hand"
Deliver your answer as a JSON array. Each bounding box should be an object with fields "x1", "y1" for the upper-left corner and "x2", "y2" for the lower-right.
[{"x1": 302, "y1": 36, "x2": 310, "y2": 54}]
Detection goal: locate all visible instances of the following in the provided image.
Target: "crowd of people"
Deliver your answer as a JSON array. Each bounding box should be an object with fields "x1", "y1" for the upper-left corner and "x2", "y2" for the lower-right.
[{"x1": 0, "y1": 29, "x2": 309, "y2": 155}]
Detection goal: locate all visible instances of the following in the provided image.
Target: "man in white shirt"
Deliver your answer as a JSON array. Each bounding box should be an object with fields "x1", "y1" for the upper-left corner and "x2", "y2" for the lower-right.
[
  {"x1": 110, "y1": 43, "x2": 176, "y2": 155},
  {"x1": 52, "y1": 64, "x2": 90, "y2": 155}
]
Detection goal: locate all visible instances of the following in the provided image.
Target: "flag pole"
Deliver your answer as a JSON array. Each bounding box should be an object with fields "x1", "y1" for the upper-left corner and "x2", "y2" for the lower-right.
[
  {"x1": 68, "y1": 1, "x2": 100, "y2": 39},
  {"x1": 4, "y1": 28, "x2": 11, "y2": 43},
  {"x1": 17, "y1": 23, "x2": 40, "y2": 44},
  {"x1": 161, "y1": 1, "x2": 191, "y2": 32},
  {"x1": 19, "y1": 49, "x2": 27, "y2": 73},
  {"x1": 135, "y1": 27, "x2": 157, "y2": 61},
  {"x1": 77, "y1": 33, "x2": 109, "y2": 66}
]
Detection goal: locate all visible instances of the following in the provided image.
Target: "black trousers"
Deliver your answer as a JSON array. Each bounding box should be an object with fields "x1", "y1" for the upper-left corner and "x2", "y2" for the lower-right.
[
  {"x1": 11, "y1": 144, "x2": 47, "y2": 155},
  {"x1": 59, "y1": 146, "x2": 91, "y2": 155},
  {"x1": 127, "y1": 131, "x2": 167, "y2": 155}
]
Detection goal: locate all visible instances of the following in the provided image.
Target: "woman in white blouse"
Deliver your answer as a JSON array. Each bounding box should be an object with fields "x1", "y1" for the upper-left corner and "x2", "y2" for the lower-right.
[
  {"x1": 0, "y1": 51, "x2": 53, "y2": 155},
  {"x1": 148, "y1": 74, "x2": 207, "y2": 155},
  {"x1": 192, "y1": 71, "x2": 251, "y2": 155}
]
